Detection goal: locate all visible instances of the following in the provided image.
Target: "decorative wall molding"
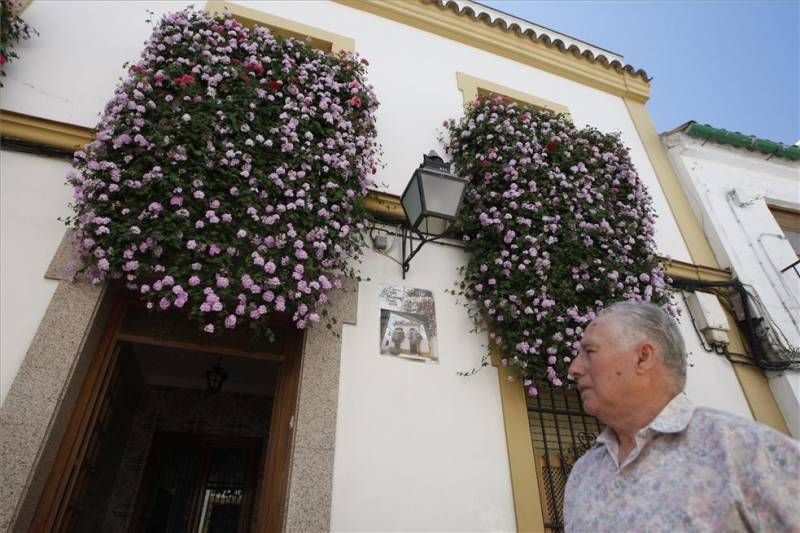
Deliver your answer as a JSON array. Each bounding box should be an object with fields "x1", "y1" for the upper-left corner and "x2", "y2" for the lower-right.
[
  {"x1": 333, "y1": 0, "x2": 651, "y2": 102},
  {"x1": 0, "y1": 110, "x2": 92, "y2": 151},
  {"x1": 205, "y1": 0, "x2": 355, "y2": 52},
  {"x1": 663, "y1": 258, "x2": 733, "y2": 282},
  {"x1": 456, "y1": 72, "x2": 571, "y2": 118}
]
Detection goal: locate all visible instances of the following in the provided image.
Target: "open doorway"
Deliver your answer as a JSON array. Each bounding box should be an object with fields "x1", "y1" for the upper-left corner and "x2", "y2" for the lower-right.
[{"x1": 30, "y1": 299, "x2": 303, "y2": 533}]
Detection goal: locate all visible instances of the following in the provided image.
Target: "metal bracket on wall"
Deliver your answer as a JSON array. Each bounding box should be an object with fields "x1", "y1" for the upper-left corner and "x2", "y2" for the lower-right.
[{"x1": 400, "y1": 226, "x2": 446, "y2": 279}]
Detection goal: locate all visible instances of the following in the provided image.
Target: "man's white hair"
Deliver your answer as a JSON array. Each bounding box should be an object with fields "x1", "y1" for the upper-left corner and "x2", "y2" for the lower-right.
[{"x1": 598, "y1": 301, "x2": 687, "y2": 391}]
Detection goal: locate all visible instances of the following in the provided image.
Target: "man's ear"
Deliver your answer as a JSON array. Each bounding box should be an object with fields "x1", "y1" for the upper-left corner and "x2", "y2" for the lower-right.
[{"x1": 634, "y1": 341, "x2": 659, "y2": 374}]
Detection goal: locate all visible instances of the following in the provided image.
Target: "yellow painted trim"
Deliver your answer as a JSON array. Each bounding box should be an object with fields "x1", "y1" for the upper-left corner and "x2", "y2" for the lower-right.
[
  {"x1": 663, "y1": 258, "x2": 732, "y2": 283},
  {"x1": 361, "y1": 192, "x2": 736, "y2": 283},
  {"x1": 491, "y1": 345, "x2": 546, "y2": 533},
  {"x1": 333, "y1": 0, "x2": 650, "y2": 102},
  {"x1": 0, "y1": 112, "x2": 398, "y2": 225},
  {"x1": 0, "y1": 110, "x2": 93, "y2": 151},
  {"x1": 623, "y1": 99, "x2": 718, "y2": 267},
  {"x1": 205, "y1": 1, "x2": 355, "y2": 53},
  {"x1": 363, "y1": 190, "x2": 406, "y2": 221},
  {"x1": 456, "y1": 72, "x2": 571, "y2": 118},
  {"x1": 722, "y1": 306, "x2": 790, "y2": 434}
]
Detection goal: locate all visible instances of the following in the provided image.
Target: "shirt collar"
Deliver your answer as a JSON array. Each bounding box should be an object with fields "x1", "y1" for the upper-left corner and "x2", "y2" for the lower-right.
[
  {"x1": 647, "y1": 392, "x2": 695, "y2": 434},
  {"x1": 595, "y1": 393, "x2": 695, "y2": 449}
]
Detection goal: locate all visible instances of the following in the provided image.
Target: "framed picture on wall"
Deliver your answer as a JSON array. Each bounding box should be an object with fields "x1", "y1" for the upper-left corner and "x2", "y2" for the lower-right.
[{"x1": 378, "y1": 285, "x2": 438, "y2": 363}]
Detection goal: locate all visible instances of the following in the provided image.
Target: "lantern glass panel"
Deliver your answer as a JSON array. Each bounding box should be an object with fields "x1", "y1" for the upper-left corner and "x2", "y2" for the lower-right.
[
  {"x1": 401, "y1": 173, "x2": 423, "y2": 228},
  {"x1": 417, "y1": 215, "x2": 450, "y2": 236},
  {"x1": 420, "y1": 170, "x2": 465, "y2": 218}
]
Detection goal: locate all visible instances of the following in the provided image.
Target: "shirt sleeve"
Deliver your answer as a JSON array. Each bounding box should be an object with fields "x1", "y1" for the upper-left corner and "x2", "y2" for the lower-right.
[{"x1": 734, "y1": 424, "x2": 800, "y2": 531}]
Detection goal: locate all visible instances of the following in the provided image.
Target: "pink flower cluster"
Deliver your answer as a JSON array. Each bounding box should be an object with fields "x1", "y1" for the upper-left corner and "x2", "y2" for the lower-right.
[
  {"x1": 66, "y1": 8, "x2": 379, "y2": 334},
  {"x1": 444, "y1": 96, "x2": 674, "y2": 393}
]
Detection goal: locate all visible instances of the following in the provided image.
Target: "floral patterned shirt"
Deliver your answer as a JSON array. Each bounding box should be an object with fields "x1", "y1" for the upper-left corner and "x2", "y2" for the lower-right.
[{"x1": 564, "y1": 393, "x2": 800, "y2": 532}]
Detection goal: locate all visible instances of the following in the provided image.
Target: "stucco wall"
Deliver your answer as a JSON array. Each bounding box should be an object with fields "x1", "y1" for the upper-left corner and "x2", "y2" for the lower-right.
[
  {"x1": 333, "y1": 243, "x2": 516, "y2": 531},
  {"x1": 0, "y1": 151, "x2": 73, "y2": 405},
  {"x1": 664, "y1": 131, "x2": 800, "y2": 436},
  {"x1": 678, "y1": 294, "x2": 754, "y2": 419}
]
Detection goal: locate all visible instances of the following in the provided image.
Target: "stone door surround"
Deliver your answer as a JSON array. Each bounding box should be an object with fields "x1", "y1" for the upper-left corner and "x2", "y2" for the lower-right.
[{"x1": 0, "y1": 232, "x2": 357, "y2": 533}]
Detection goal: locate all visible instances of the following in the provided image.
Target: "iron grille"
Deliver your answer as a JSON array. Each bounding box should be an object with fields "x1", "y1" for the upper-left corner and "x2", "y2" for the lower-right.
[
  {"x1": 780, "y1": 258, "x2": 800, "y2": 280},
  {"x1": 527, "y1": 385, "x2": 604, "y2": 531},
  {"x1": 138, "y1": 433, "x2": 260, "y2": 533}
]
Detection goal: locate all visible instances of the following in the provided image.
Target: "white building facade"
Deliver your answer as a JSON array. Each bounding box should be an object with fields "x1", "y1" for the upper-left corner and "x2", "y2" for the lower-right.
[
  {"x1": 663, "y1": 122, "x2": 800, "y2": 438},
  {"x1": 0, "y1": 2, "x2": 792, "y2": 532}
]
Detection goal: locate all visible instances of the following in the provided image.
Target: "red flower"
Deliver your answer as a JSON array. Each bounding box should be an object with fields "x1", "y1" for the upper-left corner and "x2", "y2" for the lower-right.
[
  {"x1": 0, "y1": 55, "x2": 6, "y2": 65},
  {"x1": 481, "y1": 160, "x2": 490, "y2": 167},
  {"x1": 174, "y1": 74, "x2": 195, "y2": 87},
  {"x1": 348, "y1": 96, "x2": 362, "y2": 108},
  {"x1": 267, "y1": 80, "x2": 281, "y2": 90},
  {"x1": 246, "y1": 61, "x2": 264, "y2": 74},
  {"x1": 546, "y1": 140, "x2": 560, "y2": 151}
]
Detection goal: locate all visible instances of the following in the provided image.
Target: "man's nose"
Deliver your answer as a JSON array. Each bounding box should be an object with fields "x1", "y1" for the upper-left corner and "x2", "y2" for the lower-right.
[{"x1": 568, "y1": 355, "x2": 582, "y2": 379}]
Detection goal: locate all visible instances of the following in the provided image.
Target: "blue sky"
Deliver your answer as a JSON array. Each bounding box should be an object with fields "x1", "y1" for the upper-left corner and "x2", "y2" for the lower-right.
[{"x1": 480, "y1": 0, "x2": 800, "y2": 144}]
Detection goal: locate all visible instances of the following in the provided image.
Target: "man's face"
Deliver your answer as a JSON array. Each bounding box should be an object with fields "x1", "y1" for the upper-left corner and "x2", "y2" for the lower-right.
[{"x1": 568, "y1": 316, "x2": 637, "y2": 422}]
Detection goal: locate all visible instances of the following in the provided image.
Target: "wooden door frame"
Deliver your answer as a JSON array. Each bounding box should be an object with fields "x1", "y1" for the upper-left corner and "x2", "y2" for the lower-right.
[
  {"x1": 28, "y1": 294, "x2": 304, "y2": 533},
  {"x1": 258, "y1": 329, "x2": 303, "y2": 532},
  {"x1": 27, "y1": 298, "x2": 127, "y2": 532}
]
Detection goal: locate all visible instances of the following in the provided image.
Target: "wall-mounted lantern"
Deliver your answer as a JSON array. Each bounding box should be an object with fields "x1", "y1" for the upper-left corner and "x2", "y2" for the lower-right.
[
  {"x1": 399, "y1": 151, "x2": 467, "y2": 278},
  {"x1": 206, "y1": 361, "x2": 227, "y2": 394}
]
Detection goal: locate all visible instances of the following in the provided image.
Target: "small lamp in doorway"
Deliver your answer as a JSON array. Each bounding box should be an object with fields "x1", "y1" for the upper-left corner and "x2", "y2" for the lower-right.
[{"x1": 206, "y1": 361, "x2": 227, "y2": 394}]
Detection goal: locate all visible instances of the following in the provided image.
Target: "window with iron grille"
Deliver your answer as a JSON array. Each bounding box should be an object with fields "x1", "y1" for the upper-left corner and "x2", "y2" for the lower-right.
[{"x1": 527, "y1": 385, "x2": 604, "y2": 532}]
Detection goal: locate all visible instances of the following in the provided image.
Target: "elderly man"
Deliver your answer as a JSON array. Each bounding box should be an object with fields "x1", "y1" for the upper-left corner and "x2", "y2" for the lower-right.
[{"x1": 564, "y1": 300, "x2": 799, "y2": 532}]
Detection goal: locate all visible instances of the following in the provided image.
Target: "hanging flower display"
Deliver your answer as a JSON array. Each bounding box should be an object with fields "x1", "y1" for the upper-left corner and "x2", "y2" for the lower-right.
[
  {"x1": 0, "y1": 0, "x2": 37, "y2": 81},
  {"x1": 443, "y1": 96, "x2": 673, "y2": 394},
  {"x1": 66, "y1": 8, "x2": 379, "y2": 333}
]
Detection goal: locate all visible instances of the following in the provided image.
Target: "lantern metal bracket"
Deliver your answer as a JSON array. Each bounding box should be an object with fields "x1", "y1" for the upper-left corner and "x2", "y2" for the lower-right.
[{"x1": 401, "y1": 226, "x2": 447, "y2": 279}]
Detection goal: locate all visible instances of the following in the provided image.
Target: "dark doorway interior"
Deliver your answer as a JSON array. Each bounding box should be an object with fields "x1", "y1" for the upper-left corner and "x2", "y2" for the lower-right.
[
  {"x1": 67, "y1": 342, "x2": 278, "y2": 532},
  {"x1": 134, "y1": 433, "x2": 261, "y2": 533}
]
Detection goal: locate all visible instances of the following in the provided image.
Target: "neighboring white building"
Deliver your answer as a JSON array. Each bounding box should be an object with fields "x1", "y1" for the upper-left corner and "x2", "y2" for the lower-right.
[
  {"x1": 663, "y1": 122, "x2": 800, "y2": 437},
  {"x1": 0, "y1": 2, "x2": 792, "y2": 532}
]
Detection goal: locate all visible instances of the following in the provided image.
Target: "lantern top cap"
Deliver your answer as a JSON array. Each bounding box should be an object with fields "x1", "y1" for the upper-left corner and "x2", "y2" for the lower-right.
[{"x1": 421, "y1": 150, "x2": 450, "y2": 172}]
